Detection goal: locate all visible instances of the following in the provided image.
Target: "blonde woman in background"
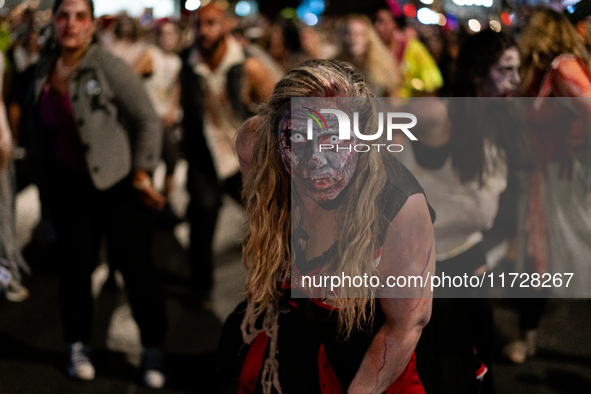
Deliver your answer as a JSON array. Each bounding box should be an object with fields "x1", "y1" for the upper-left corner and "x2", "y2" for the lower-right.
[{"x1": 336, "y1": 14, "x2": 400, "y2": 97}]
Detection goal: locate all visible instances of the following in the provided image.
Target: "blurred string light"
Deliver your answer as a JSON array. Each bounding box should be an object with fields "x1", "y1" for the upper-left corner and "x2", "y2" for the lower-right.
[
  {"x1": 235, "y1": 1, "x2": 258, "y2": 16},
  {"x1": 468, "y1": 19, "x2": 481, "y2": 32},
  {"x1": 403, "y1": 4, "x2": 417, "y2": 18},
  {"x1": 489, "y1": 19, "x2": 501, "y2": 32},
  {"x1": 417, "y1": 8, "x2": 443, "y2": 25},
  {"x1": 452, "y1": 0, "x2": 493, "y2": 7},
  {"x1": 0, "y1": 0, "x2": 5, "y2": 7},
  {"x1": 235, "y1": 1, "x2": 251, "y2": 16},
  {"x1": 303, "y1": 13, "x2": 318, "y2": 26},
  {"x1": 297, "y1": 0, "x2": 324, "y2": 26},
  {"x1": 500, "y1": 12, "x2": 512, "y2": 26},
  {"x1": 420, "y1": 0, "x2": 433, "y2": 4},
  {"x1": 185, "y1": 0, "x2": 201, "y2": 11},
  {"x1": 280, "y1": 7, "x2": 297, "y2": 19}
]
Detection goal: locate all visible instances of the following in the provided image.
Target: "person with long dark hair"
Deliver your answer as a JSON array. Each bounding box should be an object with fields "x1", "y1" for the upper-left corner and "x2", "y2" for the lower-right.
[
  {"x1": 399, "y1": 29, "x2": 530, "y2": 394},
  {"x1": 28, "y1": 0, "x2": 167, "y2": 388}
]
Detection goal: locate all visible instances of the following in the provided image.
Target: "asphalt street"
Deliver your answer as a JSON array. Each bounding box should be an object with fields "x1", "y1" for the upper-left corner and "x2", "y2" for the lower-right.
[{"x1": 1, "y1": 161, "x2": 590, "y2": 394}]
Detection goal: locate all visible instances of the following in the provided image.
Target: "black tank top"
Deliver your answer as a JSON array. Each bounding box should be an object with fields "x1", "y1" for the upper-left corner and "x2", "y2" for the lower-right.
[{"x1": 280, "y1": 156, "x2": 434, "y2": 392}]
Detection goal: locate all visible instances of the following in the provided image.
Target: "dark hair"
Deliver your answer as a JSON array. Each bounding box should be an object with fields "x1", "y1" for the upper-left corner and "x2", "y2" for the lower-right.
[
  {"x1": 369, "y1": 4, "x2": 393, "y2": 23},
  {"x1": 52, "y1": 0, "x2": 95, "y2": 19},
  {"x1": 445, "y1": 29, "x2": 516, "y2": 97},
  {"x1": 273, "y1": 18, "x2": 302, "y2": 53},
  {"x1": 443, "y1": 30, "x2": 532, "y2": 183},
  {"x1": 44, "y1": 0, "x2": 96, "y2": 56},
  {"x1": 565, "y1": 0, "x2": 591, "y2": 24},
  {"x1": 368, "y1": 1, "x2": 406, "y2": 28},
  {"x1": 114, "y1": 14, "x2": 139, "y2": 41}
]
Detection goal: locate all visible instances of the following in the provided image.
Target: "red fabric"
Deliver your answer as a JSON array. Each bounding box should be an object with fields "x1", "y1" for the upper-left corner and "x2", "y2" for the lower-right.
[
  {"x1": 524, "y1": 55, "x2": 591, "y2": 274},
  {"x1": 385, "y1": 354, "x2": 425, "y2": 394},
  {"x1": 238, "y1": 332, "x2": 269, "y2": 394},
  {"x1": 530, "y1": 55, "x2": 589, "y2": 167},
  {"x1": 526, "y1": 171, "x2": 547, "y2": 275},
  {"x1": 241, "y1": 336, "x2": 425, "y2": 394},
  {"x1": 317, "y1": 349, "x2": 425, "y2": 394},
  {"x1": 318, "y1": 344, "x2": 344, "y2": 394}
]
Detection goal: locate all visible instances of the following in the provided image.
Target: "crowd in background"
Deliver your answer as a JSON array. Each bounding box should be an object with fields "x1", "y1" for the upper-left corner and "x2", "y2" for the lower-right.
[{"x1": 0, "y1": 0, "x2": 590, "y2": 392}]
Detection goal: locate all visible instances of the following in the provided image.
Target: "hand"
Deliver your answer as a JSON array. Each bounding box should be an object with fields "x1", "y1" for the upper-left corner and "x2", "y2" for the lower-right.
[
  {"x1": 162, "y1": 112, "x2": 177, "y2": 129},
  {"x1": 133, "y1": 169, "x2": 166, "y2": 211}
]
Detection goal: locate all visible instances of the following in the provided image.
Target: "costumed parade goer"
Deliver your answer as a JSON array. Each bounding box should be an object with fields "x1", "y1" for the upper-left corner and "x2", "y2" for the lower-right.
[{"x1": 218, "y1": 59, "x2": 436, "y2": 394}]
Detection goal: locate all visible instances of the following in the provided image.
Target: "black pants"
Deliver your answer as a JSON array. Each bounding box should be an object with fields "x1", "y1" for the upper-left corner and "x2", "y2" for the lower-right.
[
  {"x1": 44, "y1": 163, "x2": 166, "y2": 347},
  {"x1": 416, "y1": 242, "x2": 494, "y2": 394},
  {"x1": 162, "y1": 125, "x2": 182, "y2": 176},
  {"x1": 186, "y1": 164, "x2": 242, "y2": 296}
]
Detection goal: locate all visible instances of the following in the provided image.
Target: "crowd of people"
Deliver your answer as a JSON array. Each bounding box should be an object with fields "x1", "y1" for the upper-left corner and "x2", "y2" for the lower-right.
[{"x1": 0, "y1": 0, "x2": 590, "y2": 393}]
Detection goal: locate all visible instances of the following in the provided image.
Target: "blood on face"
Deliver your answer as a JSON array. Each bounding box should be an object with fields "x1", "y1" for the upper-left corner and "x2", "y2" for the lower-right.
[{"x1": 278, "y1": 108, "x2": 359, "y2": 204}]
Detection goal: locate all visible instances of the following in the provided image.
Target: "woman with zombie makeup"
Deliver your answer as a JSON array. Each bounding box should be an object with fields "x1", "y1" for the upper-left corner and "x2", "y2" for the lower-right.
[
  {"x1": 217, "y1": 59, "x2": 436, "y2": 394},
  {"x1": 28, "y1": 0, "x2": 167, "y2": 388},
  {"x1": 500, "y1": 7, "x2": 591, "y2": 365},
  {"x1": 336, "y1": 15, "x2": 400, "y2": 97},
  {"x1": 398, "y1": 29, "x2": 531, "y2": 394}
]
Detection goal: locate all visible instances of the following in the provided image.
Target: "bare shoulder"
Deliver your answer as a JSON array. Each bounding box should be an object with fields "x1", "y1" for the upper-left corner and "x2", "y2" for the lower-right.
[
  {"x1": 243, "y1": 57, "x2": 276, "y2": 101},
  {"x1": 380, "y1": 193, "x2": 434, "y2": 279},
  {"x1": 378, "y1": 193, "x2": 434, "y2": 322},
  {"x1": 243, "y1": 56, "x2": 267, "y2": 76},
  {"x1": 389, "y1": 194, "x2": 432, "y2": 243},
  {"x1": 551, "y1": 56, "x2": 591, "y2": 97}
]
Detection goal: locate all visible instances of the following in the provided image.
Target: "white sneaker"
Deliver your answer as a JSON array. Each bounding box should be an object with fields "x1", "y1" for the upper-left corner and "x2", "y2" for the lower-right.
[
  {"x1": 143, "y1": 347, "x2": 165, "y2": 389},
  {"x1": 67, "y1": 342, "x2": 95, "y2": 381},
  {"x1": 503, "y1": 340, "x2": 528, "y2": 364},
  {"x1": 144, "y1": 369, "x2": 166, "y2": 389}
]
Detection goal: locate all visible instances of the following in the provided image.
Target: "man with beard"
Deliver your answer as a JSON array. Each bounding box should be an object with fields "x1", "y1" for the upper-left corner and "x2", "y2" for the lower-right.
[{"x1": 180, "y1": 1, "x2": 276, "y2": 306}]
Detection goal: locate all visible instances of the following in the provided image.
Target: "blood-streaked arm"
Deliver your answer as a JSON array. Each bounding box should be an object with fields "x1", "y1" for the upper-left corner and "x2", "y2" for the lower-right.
[
  {"x1": 552, "y1": 58, "x2": 591, "y2": 98},
  {"x1": 348, "y1": 194, "x2": 435, "y2": 394},
  {"x1": 551, "y1": 58, "x2": 591, "y2": 128},
  {"x1": 236, "y1": 116, "x2": 261, "y2": 180}
]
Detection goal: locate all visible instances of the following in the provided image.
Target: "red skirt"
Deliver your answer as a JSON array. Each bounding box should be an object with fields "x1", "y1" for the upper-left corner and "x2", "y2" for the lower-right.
[{"x1": 238, "y1": 331, "x2": 425, "y2": 394}]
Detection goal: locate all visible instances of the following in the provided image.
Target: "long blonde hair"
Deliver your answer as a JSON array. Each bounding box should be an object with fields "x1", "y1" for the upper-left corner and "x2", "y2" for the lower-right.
[
  {"x1": 243, "y1": 59, "x2": 392, "y2": 337},
  {"x1": 336, "y1": 14, "x2": 400, "y2": 97},
  {"x1": 519, "y1": 7, "x2": 589, "y2": 94}
]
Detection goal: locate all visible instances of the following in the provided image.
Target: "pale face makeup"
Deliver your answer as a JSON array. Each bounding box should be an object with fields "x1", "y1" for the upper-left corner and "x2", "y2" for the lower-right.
[
  {"x1": 53, "y1": 0, "x2": 96, "y2": 51},
  {"x1": 482, "y1": 47, "x2": 521, "y2": 97},
  {"x1": 343, "y1": 20, "x2": 369, "y2": 59},
  {"x1": 278, "y1": 107, "x2": 358, "y2": 204}
]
